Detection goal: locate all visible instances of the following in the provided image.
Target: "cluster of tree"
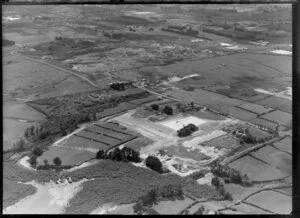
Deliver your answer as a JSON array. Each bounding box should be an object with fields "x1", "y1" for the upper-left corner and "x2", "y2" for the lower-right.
[
  {"x1": 256, "y1": 123, "x2": 280, "y2": 136},
  {"x1": 163, "y1": 105, "x2": 173, "y2": 115},
  {"x1": 133, "y1": 184, "x2": 184, "y2": 214},
  {"x1": 150, "y1": 104, "x2": 173, "y2": 115},
  {"x1": 188, "y1": 170, "x2": 207, "y2": 181},
  {"x1": 233, "y1": 128, "x2": 273, "y2": 145},
  {"x1": 110, "y1": 83, "x2": 125, "y2": 91},
  {"x1": 211, "y1": 176, "x2": 233, "y2": 201},
  {"x1": 32, "y1": 157, "x2": 62, "y2": 170},
  {"x1": 58, "y1": 113, "x2": 92, "y2": 136},
  {"x1": 145, "y1": 156, "x2": 163, "y2": 174},
  {"x1": 193, "y1": 206, "x2": 205, "y2": 215},
  {"x1": 177, "y1": 124, "x2": 198, "y2": 137},
  {"x1": 175, "y1": 101, "x2": 198, "y2": 113},
  {"x1": 96, "y1": 147, "x2": 141, "y2": 163},
  {"x1": 161, "y1": 25, "x2": 199, "y2": 36},
  {"x1": 211, "y1": 163, "x2": 252, "y2": 187},
  {"x1": 103, "y1": 31, "x2": 122, "y2": 40},
  {"x1": 151, "y1": 104, "x2": 159, "y2": 111}
]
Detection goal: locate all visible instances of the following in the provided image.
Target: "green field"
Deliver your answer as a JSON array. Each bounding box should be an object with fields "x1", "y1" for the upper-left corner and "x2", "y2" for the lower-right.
[
  {"x1": 228, "y1": 155, "x2": 288, "y2": 182},
  {"x1": 245, "y1": 190, "x2": 292, "y2": 214},
  {"x1": 250, "y1": 145, "x2": 292, "y2": 174},
  {"x1": 272, "y1": 136, "x2": 292, "y2": 154},
  {"x1": 37, "y1": 146, "x2": 95, "y2": 166},
  {"x1": 260, "y1": 110, "x2": 292, "y2": 128}
]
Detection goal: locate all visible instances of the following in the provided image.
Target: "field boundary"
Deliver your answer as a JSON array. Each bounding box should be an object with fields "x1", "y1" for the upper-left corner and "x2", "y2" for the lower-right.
[
  {"x1": 83, "y1": 129, "x2": 123, "y2": 141},
  {"x1": 220, "y1": 136, "x2": 285, "y2": 166}
]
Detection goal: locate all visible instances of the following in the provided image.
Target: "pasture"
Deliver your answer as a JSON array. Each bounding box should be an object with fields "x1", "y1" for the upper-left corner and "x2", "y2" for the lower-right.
[
  {"x1": 237, "y1": 102, "x2": 273, "y2": 115},
  {"x1": 260, "y1": 110, "x2": 292, "y2": 128},
  {"x1": 250, "y1": 145, "x2": 292, "y2": 174},
  {"x1": 228, "y1": 155, "x2": 288, "y2": 182},
  {"x1": 152, "y1": 197, "x2": 194, "y2": 215},
  {"x1": 254, "y1": 95, "x2": 292, "y2": 114},
  {"x1": 245, "y1": 190, "x2": 292, "y2": 214},
  {"x1": 272, "y1": 136, "x2": 292, "y2": 154},
  {"x1": 37, "y1": 146, "x2": 95, "y2": 166}
]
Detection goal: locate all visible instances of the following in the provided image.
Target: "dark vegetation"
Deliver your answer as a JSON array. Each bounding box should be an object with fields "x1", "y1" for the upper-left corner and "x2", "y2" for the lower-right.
[
  {"x1": 161, "y1": 25, "x2": 199, "y2": 37},
  {"x1": 96, "y1": 147, "x2": 141, "y2": 163},
  {"x1": 223, "y1": 125, "x2": 276, "y2": 145},
  {"x1": 63, "y1": 160, "x2": 221, "y2": 213},
  {"x1": 177, "y1": 124, "x2": 199, "y2": 137},
  {"x1": 211, "y1": 176, "x2": 233, "y2": 201},
  {"x1": 151, "y1": 104, "x2": 159, "y2": 111},
  {"x1": 211, "y1": 163, "x2": 252, "y2": 187},
  {"x1": 193, "y1": 206, "x2": 205, "y2": 215},
  {"x1": 145, "y1": 156, "x2": 163, "y2": 174},
  {"x1": 133, "y1": 184, "x2": 184, "y2": 214},
  {"x1": 3, "y1": 39, "x2": 15, "y2": 46},
  {"x1": 163, "y1": 105, "x2": 173, "y2": 115}
]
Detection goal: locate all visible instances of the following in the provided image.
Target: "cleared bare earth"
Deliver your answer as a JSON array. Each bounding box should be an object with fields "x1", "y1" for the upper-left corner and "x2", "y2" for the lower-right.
[
  {"x1": 201, "y1": 134, "x2": 240, "y2": 149},
  {"x1": 244, "y1": 190, "x2": 292, "y2": 214},
  {"x1": 3, "y1": 178, "x2": 37, "y2": 209},
  {"x1": 165, "y1": 145, "x2": 210, "y2": 162}
]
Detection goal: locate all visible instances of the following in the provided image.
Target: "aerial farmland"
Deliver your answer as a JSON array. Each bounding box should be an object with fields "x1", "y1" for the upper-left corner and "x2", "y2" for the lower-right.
[{"x1": 3, "y1": 4, "x2": 292, "y2": 215}]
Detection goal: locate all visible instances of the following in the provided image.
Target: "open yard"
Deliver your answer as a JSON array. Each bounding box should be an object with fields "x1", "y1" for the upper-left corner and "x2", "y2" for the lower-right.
[
  {"x1": 160, "y1": 115, "x2": 208, "y2": 131},
  {"x1": 201, "y1": 134, "x2": 240, "y2": 149},
  {"x1": 165, "y1": 145, "x2": 211, "y2": 162},
  {"x1": 228, "y1": 155, "x2": 289, "y2": 182}
]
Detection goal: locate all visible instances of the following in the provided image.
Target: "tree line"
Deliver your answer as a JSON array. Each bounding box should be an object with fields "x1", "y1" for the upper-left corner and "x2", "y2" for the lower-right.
[
  {"x1": 133, "y1": 184, "x2": 184, "y2": 214},
  {"x1": 211, "y1": 163, "x2": 252, "y2": 187}
]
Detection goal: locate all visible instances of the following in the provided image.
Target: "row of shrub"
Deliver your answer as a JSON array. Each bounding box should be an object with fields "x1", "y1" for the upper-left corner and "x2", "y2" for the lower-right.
[
  {"x1": 96, "y1": 147, "x2": 141, "y2": 163},
  {"x1": 151, "y1": 104, "x2": 173, "y2": 115},
  {"x1": 177, "y1": 124, "x2": 198, "y2": 137},
  {"x1": 133, "y1": 184, "x2": 184, "y2": 214}
]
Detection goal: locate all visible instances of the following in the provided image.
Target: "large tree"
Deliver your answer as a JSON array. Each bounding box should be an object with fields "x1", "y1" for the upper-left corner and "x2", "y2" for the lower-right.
[
  {"x1": 163, "y1": 105, "x2": 173, "y2": 115},
  {"x1": 145, "y1": 156, "x2": 163, "y2": 173},
  {"x1": 53, "y1": 157, "x2": 62, "y2": 166}
]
